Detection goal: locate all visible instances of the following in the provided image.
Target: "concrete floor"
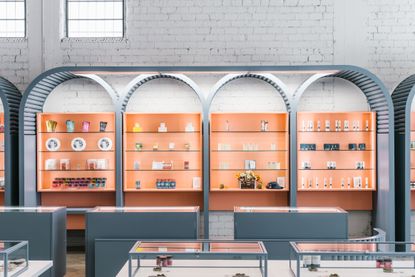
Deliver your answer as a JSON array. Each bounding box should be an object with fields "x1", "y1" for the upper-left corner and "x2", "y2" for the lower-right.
[{"x1": 66, "y1": 251, "x2": 85, "y2": 277}]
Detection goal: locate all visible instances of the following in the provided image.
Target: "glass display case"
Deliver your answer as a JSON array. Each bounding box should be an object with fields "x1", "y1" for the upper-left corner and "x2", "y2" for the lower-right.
[
  {"x1": 289, "y1": 241, "x2": 415, "y2": 277},
  {"x1": 297, "y1": 112, "x2": 376, "y2": 210},
  {"x1": 234, "y1": 206, "x2": 345, "y2": 213},
  {"x1": 90, "y1": 206, "x2": 200, "y2": 213},
  {"x1": 123, "y1": 113, "x2": 203, "y2": 206},
  {"x1": 128, "y1": 240, "x2": 268, "y2": 277},
  {"x1": 36, "y1": 112, "x2": 116, "y2": 229},
  {"x1": 0, "y1": 241, "x2": 28, "y2": 277},
  {"x1": 210, "y1": 113, "x2": 289, "y2": 210}
]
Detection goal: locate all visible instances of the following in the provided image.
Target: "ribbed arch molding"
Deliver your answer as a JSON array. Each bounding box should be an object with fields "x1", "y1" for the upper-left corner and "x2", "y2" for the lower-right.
[
  {"x1": 294, "y1": 70, "x2": 392, "y2": 133},
  {"x1": 392, "y1": 75, "x2": 415, "y2": 133},
  {"x1": 120, "y1": 73, "x2": 205, "y2": 112},
  {"x1": 0, "y1": 77, "x2": 21, "y2": 134},
  {"x1": 208, "y1": 73, "x2": 291, "y2": 112},
  {"x1": 21, "y1": 71, "x2": 118, "y2": 135}
]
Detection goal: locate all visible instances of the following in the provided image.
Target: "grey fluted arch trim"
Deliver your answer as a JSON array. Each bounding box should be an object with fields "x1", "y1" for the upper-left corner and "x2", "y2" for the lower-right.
[
  {"x1": 120, "y1": 73, "x2": 205, "y2": 112},
  {"x1": 392, "y1": 75, "x2": 415, "y2": 133},
  {"x1": 207, "y1": 73, "x2": 291, "y2": 112},
  {"x1": 0, "y1": 77, "x2": 21, "y2": 206},
  {"x1": 0, "y1": 77, "x2": 21, "y2": 134},
  {"x1": 20, "y1": 71, "x2": 118, "y2": 135},
  {"x1": 293, "y1": 70, "x2": 392, "y2": 134},
  {"x1": 391, "y1": 75, "x2": 415, "y2": 242}
]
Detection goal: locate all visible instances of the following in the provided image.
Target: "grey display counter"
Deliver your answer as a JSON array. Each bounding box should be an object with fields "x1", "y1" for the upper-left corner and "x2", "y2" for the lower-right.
[
  {"x1": 86, "y1": 206, "x2": 200, "y2": 277},
  {"x1": 234, "y1": 207, "x2": 348, "y2": 259},
  {"x1": 0, "y1": 207, "x2": 66, "y2": 277}
]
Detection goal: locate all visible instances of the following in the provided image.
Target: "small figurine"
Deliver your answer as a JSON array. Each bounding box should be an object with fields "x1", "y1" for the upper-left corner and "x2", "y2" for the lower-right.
[
  {"x1": 158, "y1": 123, "x2": 167, "y2": 132},
  {"x1": 132, "y1": 123, "x2": 142, "y2": 133}
]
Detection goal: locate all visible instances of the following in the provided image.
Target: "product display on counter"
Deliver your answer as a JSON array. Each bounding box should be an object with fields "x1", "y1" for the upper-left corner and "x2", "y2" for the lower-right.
[
  {"x1": 123, "y1": 113, "x2": 202, "y2": 194},
  {"x1": 127, "y1": 241, "x2": 268, "y2": 277},
  {"x1": 0, "y1": 241, "x2": 29, "y2": 276},
  {"x1": 297, "y1": 112, "x2": 376, "y2": 192},
  {"x1": 289, "y1": 241, "x2": 415, "y2": 277}
]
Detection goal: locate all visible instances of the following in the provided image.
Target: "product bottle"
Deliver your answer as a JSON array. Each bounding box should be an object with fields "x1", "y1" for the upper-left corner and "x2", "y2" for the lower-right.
[
  {"x1": 315, "y1": 177, "x2": 319, "y2": 189},
  {"x1": 341, "y1": 178, "x2": 345, "y2": 188},
  {"x1": 329, "y1": 177, "x2": 333, "y2": 189},
  {"x1": 317, "y1": 120, "x2": 321, "y2": 132},
  {"x1": 324, "y1": 178, "x2": 327, "y2": 188},
  {"x1": 365, "y1": 177, "x2": 369, "y2": 189},
  {"x1": 301, "y1": 177, "x2": 305, "y2": 189}
]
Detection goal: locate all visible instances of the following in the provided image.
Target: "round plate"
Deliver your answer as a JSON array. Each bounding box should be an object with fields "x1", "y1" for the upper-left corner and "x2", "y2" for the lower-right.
[
  {"x1": 97, "y1": 137, "x2": 113, "y2": 151},
  {"x1": 45, "y1": 138, "x2": 61, "y2": 151},
  {"x1": 71, "y1": 137, "x2": 87, "y2": 151}
]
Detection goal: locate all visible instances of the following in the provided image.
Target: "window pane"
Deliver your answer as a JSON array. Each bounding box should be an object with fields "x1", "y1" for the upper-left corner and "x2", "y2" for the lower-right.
[
  {"x1": 67, "y1": 0, "x2": 124, "y2": 37},
  {"x1": 0, "y1": 0, "x2": 25, "y2": 37}
]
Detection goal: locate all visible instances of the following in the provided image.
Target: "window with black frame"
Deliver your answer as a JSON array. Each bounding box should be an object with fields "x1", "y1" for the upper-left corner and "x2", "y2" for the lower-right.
[
  {"x1": 67, "y1": 0, "x2": 124, "y2": 38},
  {"x1": 0, "y1": 0, "x2": 25, "y2": 38}
]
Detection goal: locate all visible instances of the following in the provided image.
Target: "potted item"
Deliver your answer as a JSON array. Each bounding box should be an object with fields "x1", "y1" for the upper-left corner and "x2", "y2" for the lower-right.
[
  {"x1": 82, "y1": 121, "x2": 90, "y2": 132},
  {"x1": 99, "y1": 121, "x2": 108, "y2": 132},
  {"x1": 236, "y1": 171, "x2": 261, "y2": 189},
  {"x1": 66, "y1": 120, "x2": 75, "y2": 132},
  {"x1": 46, "y1": 120, "x2": 57, "y2": 132}
]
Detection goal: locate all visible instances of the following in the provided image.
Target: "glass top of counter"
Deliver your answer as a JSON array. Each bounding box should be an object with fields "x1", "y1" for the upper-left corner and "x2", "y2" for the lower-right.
[
  {"x1": 0, "y1": 206, "x2": 65, "y2": 213},
  {"x1": 291, "y1": 241, "x2": 415, "y2": 255},
  {"x1": 234, "y1": 206, "x2": 346, "y2": 213},
  {"x1": 131, "y1": 241, "x2": 266, "y2": 254},
  {"x1": 90, "y1": 206, "x2": 200, "y2": 213}
]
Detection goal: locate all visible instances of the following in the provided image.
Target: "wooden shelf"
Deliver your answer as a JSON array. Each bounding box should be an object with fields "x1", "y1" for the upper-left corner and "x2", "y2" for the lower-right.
[
  {"x1": 297, "y1": 112, "x2": 377, "y2": 209},
  {"x1": 210, "y1": 188, "x2": 288, "y2": 192},
  {"x1": 123, "y1": 113, "x2": 203, "y2": 205},
  {"x1": 124, "y1": 188, "x2": 202, "y2": 192},
  {"x1": 210, "y1": 112, "x2": 289, "y2": 210},
  {"x1": 37, "y1": 112, "x2": 117, "y2": 212}
]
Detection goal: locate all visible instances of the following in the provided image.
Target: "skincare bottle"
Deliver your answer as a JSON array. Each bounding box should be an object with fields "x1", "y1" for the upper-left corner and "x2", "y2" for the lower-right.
[
  {"x1": 325, "y1": 120, "x2": 330, "y2": 131},
  {"x1": 308, "y1": 179, "x2": 313, "y2": 188},
  {"x1": 356, "y1": 120, "x2": 360, "y2": 131},
  {"x1": 324, "y1": 178, "x2": 327, "y2": 189},
  {"x1": 365, "y1": 177, "x2": 369, "y2": 189},
  {"x1": 347, "y1": 178, "x2": 351, "y2": 189},
  {"x1": 301, "y1": 177, "x2": 305, "y2": 189},
  {"x1": 329, "y1": 177, "x2": 333, "y2": 189},
  {"x1": 317, "y1": 120, "x2": 321, "y2": 132},
  {"x1": 225, "y1": 120, "x2": 230, "y2": 131},
  {"x1": 337, "y1": 120, "x2": 341, "y2": 131},
  {"x1": 344, "y1": 120, "x2": 349, "y2": 131},
  {"x1": 309, "y1": 120, "x2": 314, "y2": 131},
  {"x1": 366, "y1": 120, "x2": 369, "y2": 131},
  {"x1": 341, "y1": 178, "x2": 345, "y2": 189},
  {"x1": 315, "y1": 177, "x2": 319, "y2": 188},
  {"x1": 302, "y1": 120, "x2": 306, "y2": 131}
]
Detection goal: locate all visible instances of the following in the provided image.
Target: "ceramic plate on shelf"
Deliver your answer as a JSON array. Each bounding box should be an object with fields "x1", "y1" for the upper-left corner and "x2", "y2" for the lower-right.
[
  {"x1": 45, "y1": 138, "x2": 61, "y2": 151},
  {"x1": 97, "y1": 137, "x2": 113, "y2": 151},
  {"x1": 71, "y1": 137, "x2": 86, "y2": 151}
]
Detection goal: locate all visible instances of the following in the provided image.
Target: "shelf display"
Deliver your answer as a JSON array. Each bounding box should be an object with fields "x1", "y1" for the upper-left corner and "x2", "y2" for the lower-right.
[
  {"x1": 297, "y1": 112, "x2": 376, "y2": 210},
  {"x1": 210, "y1": 113, "x2": 289, "y2": 210},
  {"x1": 37, "y1": 113, "x2": 116, "y2": 192},
  {"x1": 297, "y1": 112, "x2": 376, "y2": 192},
  {"x1": 0, "y1": 241, "x2": 29, "y2": 276},
  {"x1": 123, "y1": 113, "x2": 202, "y2": 206}
]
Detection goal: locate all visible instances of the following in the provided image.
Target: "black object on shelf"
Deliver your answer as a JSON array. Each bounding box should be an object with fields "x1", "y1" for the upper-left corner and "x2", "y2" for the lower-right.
[
  {"x1": 266, "y1": 181, "x2": 284, "y2": 190},
  {"x1": 300, "y1": 144, "x2": 316, "y2": 151},
  {"x1": 323, "y1": 143, "x2": 340, "y2": 151}
]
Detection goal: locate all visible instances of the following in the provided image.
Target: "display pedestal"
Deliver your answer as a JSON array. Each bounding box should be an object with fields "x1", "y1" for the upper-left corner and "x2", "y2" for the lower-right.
[
  {"x1": 234, "y1": 207, "x2": 348, "y2": 259},
  {"x1": 85, "y1": 207, "x2": 200, "y2": 277},
  {"x1": 0, "y1": 207, "x2": 66, "y2": 277}
]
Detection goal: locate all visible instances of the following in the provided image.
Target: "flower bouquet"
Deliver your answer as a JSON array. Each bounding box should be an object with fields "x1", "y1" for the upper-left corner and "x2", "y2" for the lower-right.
[{"x1": 236, "y1": 170, "x2": 262, "y2": 189}]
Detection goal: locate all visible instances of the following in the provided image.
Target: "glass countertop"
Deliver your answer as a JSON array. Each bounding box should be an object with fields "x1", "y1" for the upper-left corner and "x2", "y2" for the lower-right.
[
  {"x1": 291, "y1": 241, "x2": 415, "y2": 255},
  {"x1": 133, "y1": 241, "x2": 266, "y2": 254},
  {"x1": 234, "y1": 206, "x2": 346, "y2": 213},
  {"x1": 90, "y1": 206, "x2": 200, "y2": 213},
  {"x1": 0, "y1": 206, "x2": 64, "y2": 213}
]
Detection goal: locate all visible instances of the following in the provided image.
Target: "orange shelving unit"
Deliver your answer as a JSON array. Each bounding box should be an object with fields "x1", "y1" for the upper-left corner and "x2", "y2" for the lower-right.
[
  {"x1": 209, "y1": 113, "x2": 289, "y2": 210},
  {"x1": 37, "y1": 112, "x2": 116, "y2": 229},
  {"x1": 123, "y1": 113, "x2": 203, "y2": 207},
  {"x1": 297, "y1": 112, "x2": 376, "y2": 210},
  {"x1": 0, "y1": 113, "x2": 4, "y2": 206}
]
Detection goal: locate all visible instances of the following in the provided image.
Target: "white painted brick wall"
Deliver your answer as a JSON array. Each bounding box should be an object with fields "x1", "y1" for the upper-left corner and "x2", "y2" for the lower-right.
[{"x1": 1, "y1": 0, "x2": 413, "y2": 238}]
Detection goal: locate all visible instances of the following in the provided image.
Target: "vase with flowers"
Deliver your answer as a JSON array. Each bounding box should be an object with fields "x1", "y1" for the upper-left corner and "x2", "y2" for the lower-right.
[{"x1": 236, "y1": 170, "x2": 262, "y2": 189}]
